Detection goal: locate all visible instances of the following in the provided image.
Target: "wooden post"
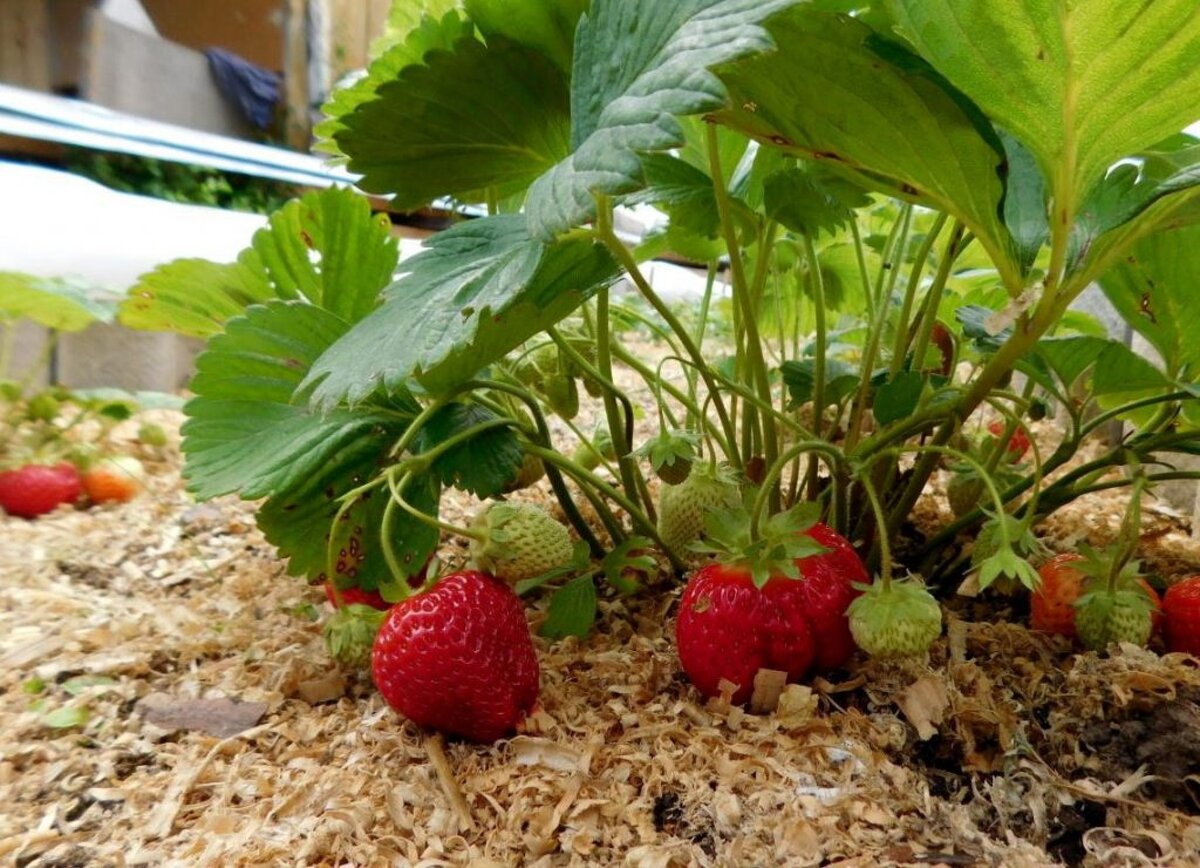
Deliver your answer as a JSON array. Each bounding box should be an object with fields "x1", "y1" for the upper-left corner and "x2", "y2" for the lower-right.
[
  {"x1": 283, "y1": 0, "x2": 310, "y2": 150},
  {"x1": 0, "y1": 0, "x2": 51, "y2": 91}
]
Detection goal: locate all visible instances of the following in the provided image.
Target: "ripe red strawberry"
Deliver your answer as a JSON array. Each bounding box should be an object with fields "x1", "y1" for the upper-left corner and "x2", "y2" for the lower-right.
[
  {"x1": 676, "y1": 518, "x2": 866, "y2": 703},
  {"x1": 794, "y1": 523, "x2": 866, "y2": 672},
  {"x1": 676, "y1": 565, "x2": 815, "y2": 705},
  {"x1": 372, "y1": 571, "x2": 539, "y2": 742},
  {"x1": 987, "y1": 420, "x2": 1030, "y2": 460},
  {"x1": 81, "y1": 456, "x2": 144, "y2": 504},
  {"x1": 0, "y1": 463, "x2": 81, "y2": 518},
  {"x1": 1163, "y1": 576, "x2": 1200, "y2": 656}
]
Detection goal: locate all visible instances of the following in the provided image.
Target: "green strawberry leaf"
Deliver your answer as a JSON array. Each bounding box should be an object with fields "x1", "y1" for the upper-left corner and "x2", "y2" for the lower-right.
[
  {"x1": 316, "y1": 10, "x2": 473, "y2": 159},
  {"x1": 183, "y1": 302, "x2": 417, "y2": 500},
  {"x1": 0, "y1": 273, "x2": 119, "y2": 331},
  {"x1": 763, "y1": 163, "x2": 871, "y2": 237},
  {"x1": 525, "y1": 0, "x2": 796, "y2": 239},
  {"x1": 413, "y1": 402, "x2": 523, "y2": 498},
  {"x1": 715, "y1": 9, "x2": 1020, "y2": 291},
  {"x1": 332, "y1": 35, "x2": 571, "y2": 206},
  {"x1": 1098, "y1": 222, "x2": 1200, "y2": 376},
  {"x1": 304, "y1": 215, "x2": 620, "y2": 403},
  {"x1": 600, "y1": 536, "x2": 658, "y2": 595},
  {"x1": 183, "y1": 301, "x2": 434, "y2": 590},
  {"x1": 369, "y1": 0, "x2": 464, "y2": 58},
  {"x1": 540, "y1": 574, "x2": 598, "y2": 639},
  {"x1": 121, "y1": 188, "x2": 398, "y2": 337},
  {"x1": 464, "y1": 0, "x2": 588, "y2": 74},
  {"x1": 873, "y1": 371, "x2": 925, "y2": 426},
  {"x1": 890, "y1": 0, "x2": 1200, "y2": 228},
  {"x1": 780, "y1": 357, "x2": 858, "y2": 410}
]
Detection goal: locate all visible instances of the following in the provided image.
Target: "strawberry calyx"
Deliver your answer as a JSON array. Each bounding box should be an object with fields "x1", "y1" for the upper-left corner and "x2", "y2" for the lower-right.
[
  {"x1": 691, "y1": 500, "x2": 828, "y2": 589},
  {"x1": 324, "y1": 603, "x2": 389, "y2": 668},
  {"x1": 636, "y1": 428, "x2": 699, "y2": 485},
  {"x1": 972, "y1": 512, "x2": 1043, "y2": 591}
]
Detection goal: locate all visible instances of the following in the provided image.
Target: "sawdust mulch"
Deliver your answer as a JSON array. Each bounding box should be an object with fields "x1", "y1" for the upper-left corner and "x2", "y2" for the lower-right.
[{"x1": 3, "y1": 412, "x2": 1200, "y2": 867}]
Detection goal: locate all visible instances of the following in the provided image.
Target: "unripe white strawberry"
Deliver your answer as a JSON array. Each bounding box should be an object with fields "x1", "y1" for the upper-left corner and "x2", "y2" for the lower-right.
[
  {"x1": 469, "y1": 502, "x2": 573, "y2": 584},
  {"x1": 848, "y1": 579, "x2": 942, "y2": 658},
  {"x1": 1075, "y1": 588, "x2": 1154, "y2": 651},
  {"x1": 656, "y1": 463, "x2": 740, "y2": 563}
]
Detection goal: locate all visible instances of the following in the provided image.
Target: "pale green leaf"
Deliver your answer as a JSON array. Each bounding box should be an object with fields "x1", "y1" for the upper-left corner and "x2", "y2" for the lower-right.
[
  {"x1": 371, "y1": 0, "x2": 463, "y2": 57},
  {"x1": 526, "y1": 0, "x2": 796, "y2": 239},
  {"x1": 1098, "y1": 223, "x2": 1200, "y2": 376},
  {"x1": 304, "y1": 215, "x2": 620, "y2": 404},
  {"x1": 890, "y1": 0, "x2": 1200, "y2": 214},
  {"x1": 465, "y1": 0, "x2": 588, "y2": 73},
  {"x1": 120, "y1": 188, "x2": 397, "y2": 337},
  {"x1": 715, "y1": 10, "x2": 1020, "y2": 291},
  {"x1": 0, "y1": 273, "x2": 119, "y2": 331}
]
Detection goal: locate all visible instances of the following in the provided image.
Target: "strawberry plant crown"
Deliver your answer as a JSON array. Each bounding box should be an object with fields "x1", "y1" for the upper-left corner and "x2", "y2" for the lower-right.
[{"x1": 111, "y1": 0, "x2": 1200, "y2": 632}]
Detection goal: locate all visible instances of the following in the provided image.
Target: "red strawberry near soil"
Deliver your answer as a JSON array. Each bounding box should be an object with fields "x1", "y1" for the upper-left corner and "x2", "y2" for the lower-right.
[
  {"x1": 372, "y1": 570, "x2": 539, "y2": 742},
  {"x1": 795, "y1": 522, "x2": 867, "y2": 672},
  {"x1": 0, "y1": 462, "x2": 82, "y2": 518},
  {"x1": 675, "y1": 504, "x2": 865, "y2": 705},
  {"x1": 1164, "y1": 576, "x2": 1200, "y2": 656}
]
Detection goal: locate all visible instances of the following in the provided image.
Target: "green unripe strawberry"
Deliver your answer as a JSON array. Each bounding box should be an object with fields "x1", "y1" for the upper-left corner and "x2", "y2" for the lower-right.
[
  {"x1": 137, "y1": 422, "x2": 169, "y2": 448},
  {"x1": 946, "y1": 472, "x2": 983, "y2": 518},
  {"x1": 657, "y1": 463, "x2": 740, "y2": 563},
  {"x1": 1075, "y1": 588, "x2": 1154, "y2": 651},
  {"x1": 26, "y1": 392, "x2": 60, "y2": 423},
  {"x1": 543, "y1": 373, "x2": 579, "y2": 420},
  {"x1": 847, "y1": 579, "x2": 942, "y2": 658},
  {"x1": 572, "y1": 426, "x2": 615, "y2": 471},
  {"x1": 323, "y1": 604, "x2": 388, "y2": 668},
  {"x1": 470, "y1": 502, "x2": 573, "y2": 584}
]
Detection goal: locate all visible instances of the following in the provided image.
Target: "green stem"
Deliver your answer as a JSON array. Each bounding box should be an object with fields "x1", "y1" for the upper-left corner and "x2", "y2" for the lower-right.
[
  {"x1": 801, "y1": 233, "x2": 828, "y2": 501},
  {"x1": 750, "y1": 440, "x2": 846, "y2": 540},
  {"x1": 859, "y1": 472, "x2": 893, "y2": 587},
  {"x1": 908, "y1": 221, "x2": 965, "y2": 377},
  {"x1": 888, "y1": 213, "x2": 948, "y2": 377},
  {"x1": 471, "y1": 380, "x2": 606, "y2": 556},
  {"x1": 598, "y1": 222, "x2": 740, "y2": 469},
  {"x1": 387, "y1": 469, "x2": 482, "y2": 540},
  {"x1": 707, "y1": 123, "x2": 777, "y2": 490},
  {"x1": 523, "y1": 443, "x2": 683, "y2": 569},
  {"x1": 611, "y1": 345, "x2": 732, "y2": 458},
  {"x1": 845, "y1": 204, "x2": 912, "y2": 451}
]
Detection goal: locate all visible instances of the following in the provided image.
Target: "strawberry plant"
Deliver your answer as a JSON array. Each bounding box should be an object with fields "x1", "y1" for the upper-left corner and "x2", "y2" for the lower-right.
[{"x1": 122, "y1": 1, "x2": 1200, "y2": 684}]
